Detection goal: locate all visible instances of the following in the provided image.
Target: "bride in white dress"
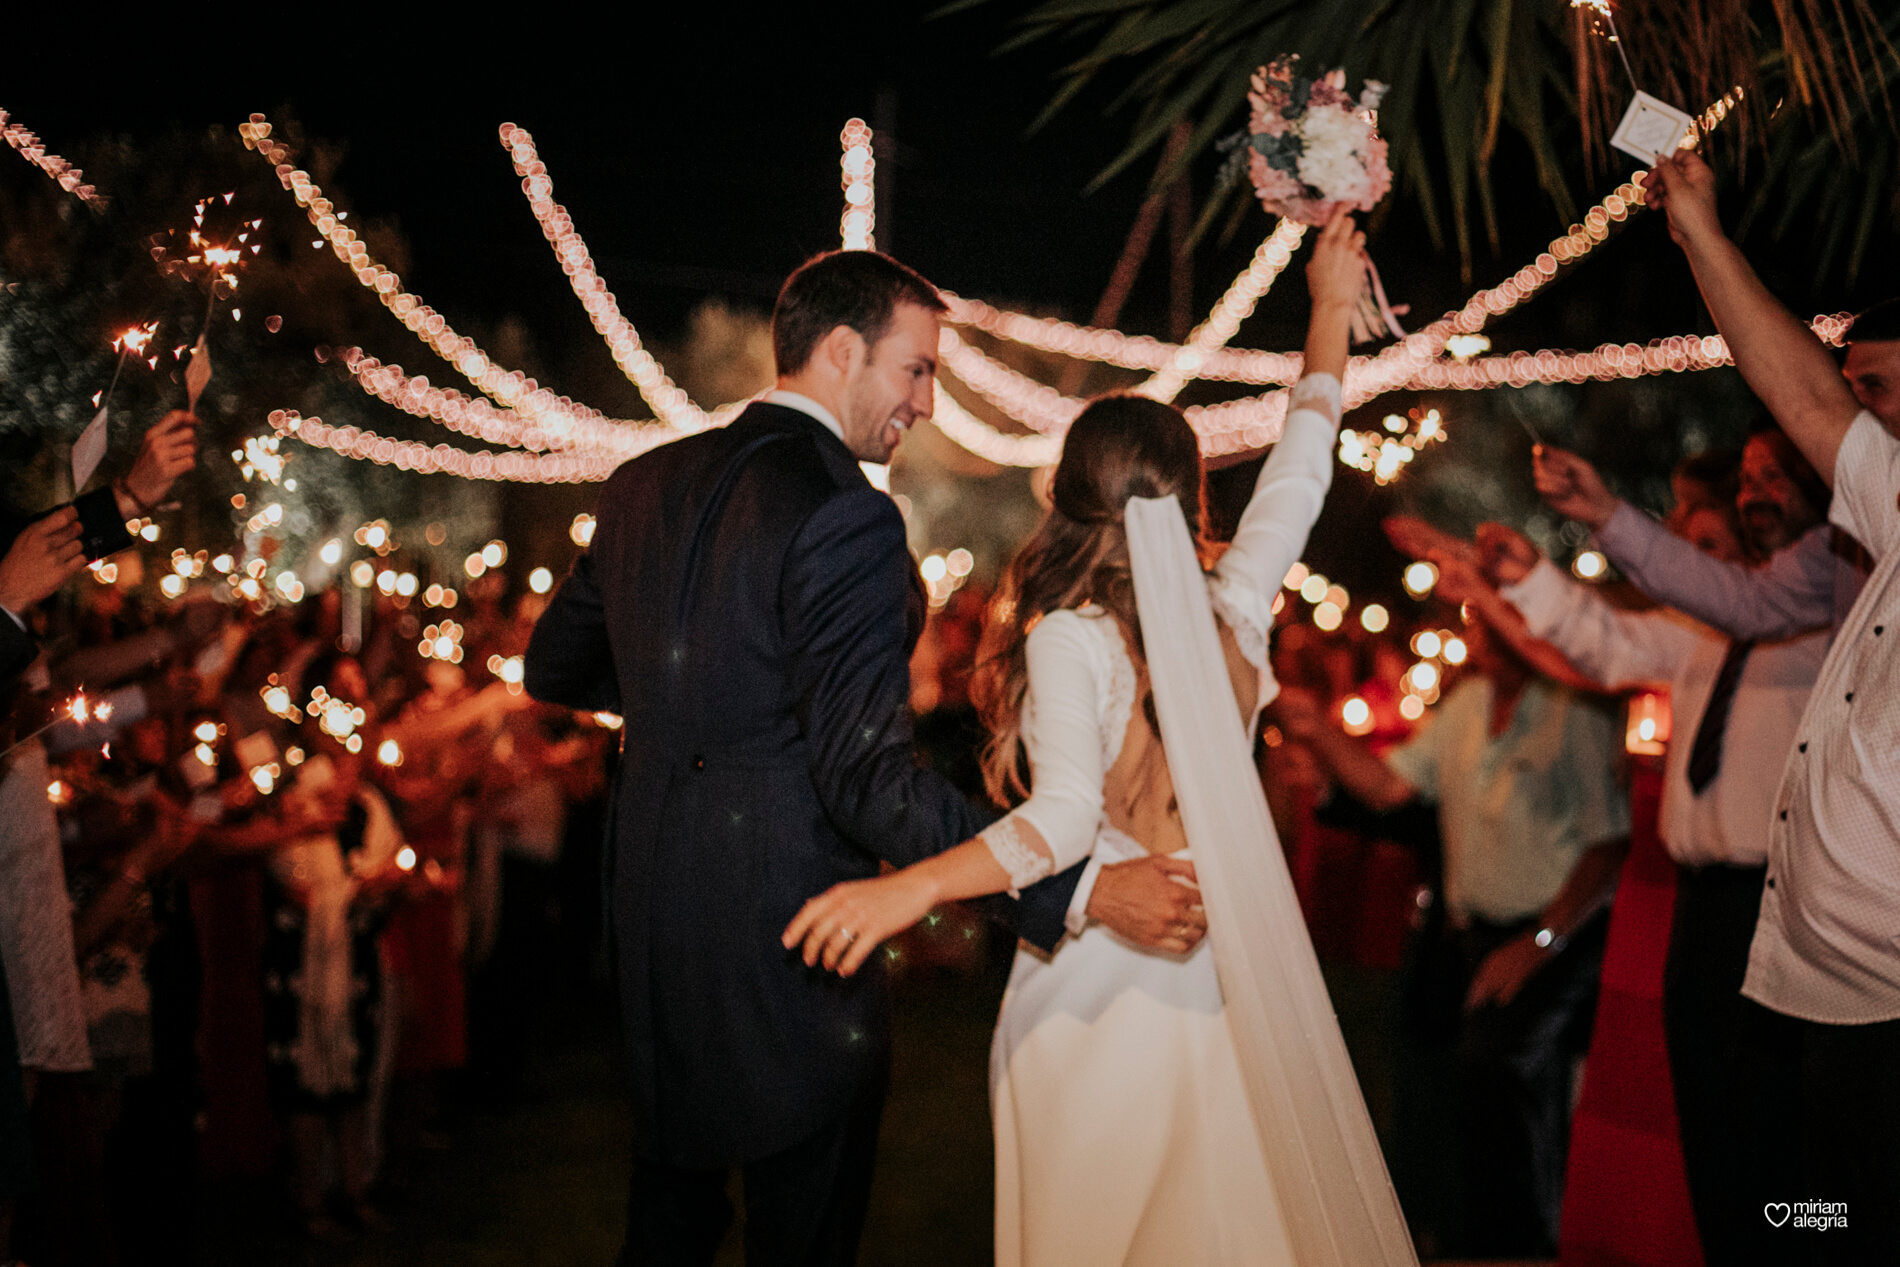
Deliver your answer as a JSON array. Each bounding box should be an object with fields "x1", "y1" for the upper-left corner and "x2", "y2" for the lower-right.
[{"x1": 785, "y1": 211, "x2": 1415, "y2": 1267}]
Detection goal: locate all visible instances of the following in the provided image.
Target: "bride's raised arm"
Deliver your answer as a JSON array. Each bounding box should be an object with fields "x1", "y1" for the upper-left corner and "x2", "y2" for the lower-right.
[{"x1": 1213, "y1": 212, "x2": 1362, "y2": 637}]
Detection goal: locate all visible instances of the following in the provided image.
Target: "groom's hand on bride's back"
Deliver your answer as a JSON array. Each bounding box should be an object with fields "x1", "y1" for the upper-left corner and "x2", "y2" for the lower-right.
[{"x1": 1087, "y1": 856, "x2": 1207, "y2": 954}]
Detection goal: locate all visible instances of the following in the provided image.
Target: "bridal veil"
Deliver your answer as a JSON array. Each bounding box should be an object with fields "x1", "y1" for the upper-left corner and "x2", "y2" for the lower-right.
[{"x1": 1127, "y1": 493, "x2": 1418, "y2": 1267}]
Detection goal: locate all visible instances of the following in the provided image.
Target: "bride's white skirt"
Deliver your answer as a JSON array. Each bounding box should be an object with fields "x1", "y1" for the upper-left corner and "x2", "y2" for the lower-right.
[{"x1": 991, "y1": 830, "x2": 1298, "y2": 1267}]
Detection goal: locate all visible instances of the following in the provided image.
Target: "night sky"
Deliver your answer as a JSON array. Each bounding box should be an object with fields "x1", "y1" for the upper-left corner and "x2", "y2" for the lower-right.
[
  {"x1": 5, "y1": 3, "x2": 1754, "y2": 374},
  {"x1": 5, "y1": 6, "x2": 1174, "y2": 356}
]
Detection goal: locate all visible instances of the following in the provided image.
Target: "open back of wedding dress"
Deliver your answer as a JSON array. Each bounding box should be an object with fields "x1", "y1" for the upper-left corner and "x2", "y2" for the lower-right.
[{"x1": 988, "y1": 373, "x2": 1417, "y2": 1267}]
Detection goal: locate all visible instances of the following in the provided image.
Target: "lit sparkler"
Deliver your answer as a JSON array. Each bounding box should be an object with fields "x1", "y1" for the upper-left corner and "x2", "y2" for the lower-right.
[
  {"x1": 1571, "y1": 0, "x2": 1639, "y2": 93},
  {"x1": 74, "y1": 321, "x2": 161, "y2": 489},
  {"x1": 0, "y1": 691, "x2": 95, "y2": 759},
  {"x1": 1336, "y1": 408, "x2": 1447, "y2": 485},
  {"x1": 152, "y1": 199, "x2": 260, "y2": 412}
]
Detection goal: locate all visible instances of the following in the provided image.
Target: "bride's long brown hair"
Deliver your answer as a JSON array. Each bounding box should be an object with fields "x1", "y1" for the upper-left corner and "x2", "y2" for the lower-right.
[{"x1": 971, "y1": 394, "x2": 1212, "y2": 807}]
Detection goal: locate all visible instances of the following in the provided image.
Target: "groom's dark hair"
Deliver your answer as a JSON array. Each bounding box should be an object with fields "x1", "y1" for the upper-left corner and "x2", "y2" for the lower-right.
[{"x1": 773, "y1": 250, "x2": 946, "y2": 375}]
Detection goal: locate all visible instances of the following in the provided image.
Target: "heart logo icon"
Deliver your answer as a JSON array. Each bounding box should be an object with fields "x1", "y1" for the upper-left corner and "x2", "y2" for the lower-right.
[{"x1": 1764, "y1": 1202, "x2": 1791, "y2": 1227}]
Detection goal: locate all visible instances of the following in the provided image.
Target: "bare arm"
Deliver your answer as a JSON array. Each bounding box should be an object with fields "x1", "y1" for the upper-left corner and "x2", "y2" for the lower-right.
[
  {"x1": 1465, "y1": 834, "x2": 1629, "y2": 1012},
  {"x1": 1645, "y1": 151, "x2": 1860, "y2": 482},
  {"x1": 1302, "y1": 209, "x2": 1361, "y2": 383},
  {"x1": 1383, "y1": 517, "x2": 1609, "y2": 694},
  {"x1": 1272, "y1": 687, "x2": 1418, "y2": 812},
  {"x1": 783, "y1": 835, "x2": 1020, "y2": 976},
  {"x1": 385, "y1": 682, "x2": 525, "y2": 749}
]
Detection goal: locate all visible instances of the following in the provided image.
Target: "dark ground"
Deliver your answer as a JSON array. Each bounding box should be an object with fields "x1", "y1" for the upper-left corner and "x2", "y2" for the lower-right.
[{"x1": 192, "y1": 936, "x2": 1408, "y2": 1267}]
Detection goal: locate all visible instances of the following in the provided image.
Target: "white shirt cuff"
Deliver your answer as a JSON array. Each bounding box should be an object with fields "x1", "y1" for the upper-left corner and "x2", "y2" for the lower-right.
[
  {"x1": 1498, "y1": 557, "x2": 1570, "y2": 636},
  {"x1": 1063, "y1": 853, "x2": 1105, "y2": 939},
  {"x1": 1, "y1": 605, "x2": 24, "y2": 632}
]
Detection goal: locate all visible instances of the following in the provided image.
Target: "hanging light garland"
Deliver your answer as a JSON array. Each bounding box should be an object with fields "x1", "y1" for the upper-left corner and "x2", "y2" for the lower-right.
[
  {"x1": 499, "y1": 123, "x2": 754, "y2": 433},
  {"x1": 336, "y1": 349, "x2": 651, "y2": 455},
  {"x1": 1403, "y1": 315, "x2": 1852, "y2": 390},
  {"x1": 1140, "y1": 218, "x2": 1307, "y2": 402},
  {"x1": 268, "y1": 410, "x2": 627, "y2": 483},
  {"x1": 1, "y1": 108, "x2": 105, "y2": 208},
  {"x1": 247, "y1": 92, "x2": 1754, "y2": 480},
  {"x1": 239, "y1": 115, "x2": 640, "y2": 445},
  {"x1": 937, "y1": 329, "x2": 1083, "y2": 436},
  {"x1": 929, "y1": 383, "x2": 1061, "y2": 467},
  {"x1": 840, "y1": 118, "x2": 876, "y2": 250}
]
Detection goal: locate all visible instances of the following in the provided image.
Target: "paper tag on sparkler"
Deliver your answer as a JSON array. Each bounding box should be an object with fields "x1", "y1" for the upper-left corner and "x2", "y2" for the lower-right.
[
  {"x1": 1611, "y1": 92, "x2": 1695, "y2": 165},
  {"x1": 185, "y1": 332, "x2": 212, "y2": 412},
  {"x1": 72, "y1": 404, "x2": 110, "y2": 490}
]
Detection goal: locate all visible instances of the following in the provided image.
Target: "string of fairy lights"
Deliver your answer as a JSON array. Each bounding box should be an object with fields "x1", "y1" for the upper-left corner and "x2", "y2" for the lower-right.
[
  {"x1": 498, "y1": 122, "x2": 754, "y2": 435},
  {"x1": 1, "y1": 108, "x2": 105, "y2": 208},
  {"x1": 236, "y1": 116, "x2": 659, "y2": 448},
  {"x1": 249, "y1": 96, "x2": 1767, "y2": 475},
  {"x1": 0, "y1": 83, "x2": 1815, "y2": 774},
  {"x1": 9, "y1": 88, "x2": 1797, "y2": 486}
]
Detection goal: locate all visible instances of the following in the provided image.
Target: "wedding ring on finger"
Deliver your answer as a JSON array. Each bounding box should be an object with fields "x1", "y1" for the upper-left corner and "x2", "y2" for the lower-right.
[{"x1": 838, "y1": 927, "x2": 859, "y2": 947}]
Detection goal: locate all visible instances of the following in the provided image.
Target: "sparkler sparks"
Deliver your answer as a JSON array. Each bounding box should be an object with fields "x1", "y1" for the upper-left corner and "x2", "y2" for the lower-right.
[
  {"x1": 1571, "y1": 0, "x2": 1639, "y2": 92},
  {"x1": 1, "y1": 691, "x2": 99, "y2": 760}
]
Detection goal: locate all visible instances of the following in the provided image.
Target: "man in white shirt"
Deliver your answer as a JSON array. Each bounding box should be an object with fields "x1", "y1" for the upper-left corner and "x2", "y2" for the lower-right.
[
  {"x1": 1463, "y1": 499, "x2": 1827, "y2": 1264},
  {"x1": 1645, "y1": 146, "x2": 1900, "y2": 1259}
]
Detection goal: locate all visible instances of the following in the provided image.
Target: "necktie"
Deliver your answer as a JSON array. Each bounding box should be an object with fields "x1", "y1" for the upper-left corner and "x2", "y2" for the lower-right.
[{"x1": 1686, "y1": 639, "x2": 1754, "y2": 794}]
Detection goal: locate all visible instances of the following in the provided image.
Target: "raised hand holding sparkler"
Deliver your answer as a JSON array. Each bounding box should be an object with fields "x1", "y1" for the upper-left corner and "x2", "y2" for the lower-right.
[
  {"x1": 111, "y1": 411, "x2": 200, "y2": 520},
  {"x1": 1531, "y1": 445, "x2": 1620, "y2": 529},
  {"x1": 1571, "y1": 0, "x2": 1698, "y2": 165},
  {"x1": 152, "y1": 196, "x2": 257, "y2": 413},
  {"x1": 73, "y1": 321, "x2": 159, "y2": 490}
]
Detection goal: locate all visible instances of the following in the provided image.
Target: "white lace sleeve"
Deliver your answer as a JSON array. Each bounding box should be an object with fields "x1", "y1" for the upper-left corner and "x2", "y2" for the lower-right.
[
  {"x1": 1212, "y1": 370, "x2": 1341, "y2": 674},
  {"x1": 981, "y1": 817, "x2": 1055, "y2": 898},
  {"x1": 990, "y1": 610, "x2": 1112, "y2": 878}
]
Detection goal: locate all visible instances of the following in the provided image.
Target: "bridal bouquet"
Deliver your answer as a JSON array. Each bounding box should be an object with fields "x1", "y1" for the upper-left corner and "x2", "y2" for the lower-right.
[
  {"x1": 1235, "y1": 57, "x2": 1390, "y2": 223},
  {"x1": 1223, "y1": 57, "x2": 1404, "y2": 341}
]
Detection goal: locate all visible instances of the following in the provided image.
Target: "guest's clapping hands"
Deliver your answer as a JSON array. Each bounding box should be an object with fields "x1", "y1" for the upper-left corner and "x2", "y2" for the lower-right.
[
  {"x1": 1531, "y1": 446, "x2": 1618, "y2": 529},
  {"x1": 784, "y1": 869, "x2": 941, "y2": 977},
  {"x1": 1086, "y1": 856, "x2": 1206, "y2": 955},
  {"x1": 1474, "y1": 523, "x2": 1540, "y2": 587},
  {"x1": 116, "y1": 411, "x2": 199, "y2": 515},
  {"x1": 0, "y1": 507, "x2": 87, "y2": 612},
  {"x1": 1641, "y1": 150, "x2": 1722, "y2": 251}
]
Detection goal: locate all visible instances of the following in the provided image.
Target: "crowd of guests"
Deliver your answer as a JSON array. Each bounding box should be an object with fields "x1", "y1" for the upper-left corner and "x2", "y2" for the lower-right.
[
  {"x1": 1266, "y1": 154, "x2": 1899, "y2": 1263},
  {"x1": 2, "y1": 147, "x2": 1896, "y2": 1266},
  {"x1": 0, "y1": 423, "x2": 615, "y2": 1264}
]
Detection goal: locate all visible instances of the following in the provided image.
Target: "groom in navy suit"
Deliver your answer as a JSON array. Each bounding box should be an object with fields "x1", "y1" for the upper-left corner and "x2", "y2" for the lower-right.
[{"x1": 527, "y1": 250, "x2": 1201, "y2": 1265}]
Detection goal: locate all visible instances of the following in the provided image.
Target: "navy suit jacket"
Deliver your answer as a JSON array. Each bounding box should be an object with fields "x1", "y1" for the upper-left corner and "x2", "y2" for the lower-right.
[{"x1": 525, "y1": 403, "x2": 1080, "y2": 1166}]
